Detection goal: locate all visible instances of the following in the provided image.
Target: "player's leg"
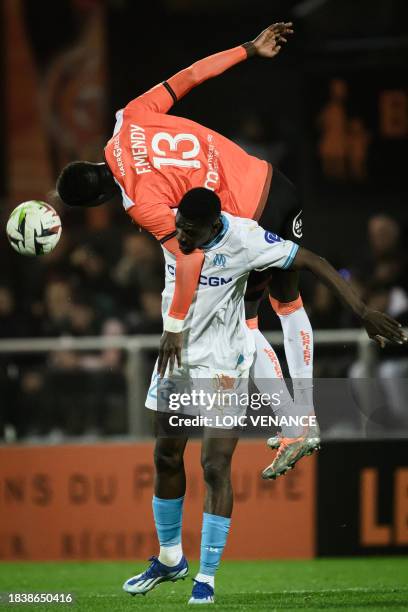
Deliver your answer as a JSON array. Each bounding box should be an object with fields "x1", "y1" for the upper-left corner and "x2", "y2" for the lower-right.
[
  {"x1": 153, "y1": 420, "x2": 188, "y2": 500},
  {"x1": 256, "y1": 169, "x2": 314, "y2": 414},
  {"x1": 201, "y1": 434, "x2": 238, "y2": 517},
  {"x1": 248, "y1": 310, "x2": 319, "y2": 478},
  {"x1": 153, "y1": 427, "x2": 188, "y2": 567},
  {"x1": 264, "y1": 209, "x2": 319, "y2": 478},
  {"x1": 245, "y1": 169, "x2": 310, "y2": 402},
  {"x1": 188, "y1": 434, "x2": 238, "y2": 604},
  {"x1": 245, "y1": 275, "x2": 311, "y2": 420},
  {"x1": 149, "y1": 367, "x2": 190, "y2": 561},
  {"x1": 268, "y1": 266, "x2": 315, "y2": 416},
  {"x1": 256, "y1": 268, "x2": 319, "y2": 477},
  {"x1": 250, "y1": 169, "x2": 313, "y2": 405},
  {"x1": 123, "y1": 410, "x2": 189, "y2": 595},
  {"x1": 245, "y1": 269, "x2": 276, "y2": 399},
  {"x1": 246, "y1": 169, "x2": 319, "y2": 476},
  {"x1": 267, "y1": 234, "x2": 317, "y2": 434}
]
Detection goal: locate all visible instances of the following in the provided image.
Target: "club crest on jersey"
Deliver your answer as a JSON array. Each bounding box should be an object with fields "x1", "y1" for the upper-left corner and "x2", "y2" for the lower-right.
[
  {"x1": 264, "y1": 231, "x2": 282, "y2": 244},
  {"x1": 293, "y1": 210, "x2": 303, "y2": 239},
  {"x1": 213, "y1": 373, "x2": 236, "y2": 391},
  {"x1": 213, "y1": 253, "x2": 227, "y2": 268}
]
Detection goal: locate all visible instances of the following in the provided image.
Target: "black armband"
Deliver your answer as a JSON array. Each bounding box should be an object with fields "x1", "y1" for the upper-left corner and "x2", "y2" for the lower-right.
[
  {"x1": 162, "y1": 81, "x2": 177, "y2": 104},
  {"x1": 242, "y1": 41, "x2": 257, "y2": 58}
]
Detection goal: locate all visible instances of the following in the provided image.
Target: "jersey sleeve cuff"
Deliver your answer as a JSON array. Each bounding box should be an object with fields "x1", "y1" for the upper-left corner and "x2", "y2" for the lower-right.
[
  {"x1": 282, "y1": 243, "x2": 299, "y2": 270},
  {"x1": 242, "y1": 41, "x2": 257, "y2": 58},
  {"x1": 164, "y1": 316, "x2": 185, "y2": 333}
]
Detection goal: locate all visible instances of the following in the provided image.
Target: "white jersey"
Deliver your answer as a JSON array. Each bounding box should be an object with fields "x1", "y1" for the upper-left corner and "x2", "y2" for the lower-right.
[{"x1": 161, "y1": 213, "x2": 299, "y2": 371}]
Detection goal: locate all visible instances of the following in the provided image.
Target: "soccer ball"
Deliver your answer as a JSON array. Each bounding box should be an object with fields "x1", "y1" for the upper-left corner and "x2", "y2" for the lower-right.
[{"x1": 6, "y1": 200, "x2": 62, "y2": 256}]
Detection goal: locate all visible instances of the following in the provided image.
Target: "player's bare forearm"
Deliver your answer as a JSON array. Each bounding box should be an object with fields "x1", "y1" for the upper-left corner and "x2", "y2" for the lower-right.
[
  {"x1": 293, "y1": 248, "x2": 366, "y2": 317},
  {"x1": 157, "y1": 243, "x2": 204, "y2": 377},
  {"x1": 167, "y1": 23, "x2": 294, "y2": 101},
  {"x1": 292, "y1": 247, "x2": 407, "y2": 346},
  {"x1": 165, "y1": 244, "x2": 205, "y2": 331}
]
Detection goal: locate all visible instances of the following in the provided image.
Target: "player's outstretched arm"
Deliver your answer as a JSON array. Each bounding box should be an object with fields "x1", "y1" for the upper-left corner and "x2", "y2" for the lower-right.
[
  {"x1": 130, "y1": 23, "x2": 293, "y2": 114},
  {"x1": 292, "y1": 247, "x2": 408, "y2": 347},
  {"x1": 168, "y1": 22, "x2": 294, "y2": 100},
  {"x1": 158, "y1": 237, "x2": 205, "y2": 378}
]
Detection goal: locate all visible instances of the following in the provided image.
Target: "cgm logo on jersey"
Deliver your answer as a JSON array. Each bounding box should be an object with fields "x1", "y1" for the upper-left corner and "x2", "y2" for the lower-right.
[
  {"x1": 264, "y1": 231, "x2": 282, "y2": 244},
  {"x1": 213, "y1": 253, "x2": 227, "y2": 268},
  {"x1": 292, "y1": 210, "x2": 303, "y2": 239},
  {"x1": 167, "y1": 263, "x2": 232, "y2": 287}
]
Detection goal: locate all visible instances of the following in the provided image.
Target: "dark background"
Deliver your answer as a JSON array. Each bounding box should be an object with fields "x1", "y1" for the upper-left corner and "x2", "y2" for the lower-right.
[
  {"x1": 1, "y1": 0, "x2": 408, "y2": 441},
  {"x1": 2, "y1": 0, "x2": 408, "y2": 254}
]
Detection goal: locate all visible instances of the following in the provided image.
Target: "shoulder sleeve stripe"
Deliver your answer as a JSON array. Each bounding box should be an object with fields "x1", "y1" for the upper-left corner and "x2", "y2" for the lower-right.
[
  {"x1": 282, "y1": 243, "x2": 299, "y2": 269},
  {"x1": 162, "y1": 81, "x2": 178, "y2": 104}
]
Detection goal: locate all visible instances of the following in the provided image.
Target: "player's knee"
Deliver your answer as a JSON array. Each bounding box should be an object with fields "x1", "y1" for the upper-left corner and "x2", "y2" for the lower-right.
[
  {"x1": 269, "y1": 283, "x2": 300, "y2": 305},
  {"x1": 268, "y1": 270, "x2": 300, "y2": 304},
  {"x1": 154, "y1": 447, "x2": 184, "y2": 474},
  {"x1": 244, "y1": 299, "x2": 261, "y2": 320},
  {"x1": 269, "y1": 281, "x2": 301, "y2": 307},
  {"x1": 201, "y1": 455, "x2": 231, "y2": 488}
]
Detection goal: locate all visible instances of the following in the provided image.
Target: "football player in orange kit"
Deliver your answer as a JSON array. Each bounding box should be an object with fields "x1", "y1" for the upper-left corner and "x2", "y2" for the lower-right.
[{"x1": 56, "y1": 22, "x2": 320, "y2": 474}]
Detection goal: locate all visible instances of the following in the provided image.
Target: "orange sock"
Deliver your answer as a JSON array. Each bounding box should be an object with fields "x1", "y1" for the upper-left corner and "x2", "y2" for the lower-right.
[{"x1": 269, "y1": 295, "x2": 303, "y2": 316}]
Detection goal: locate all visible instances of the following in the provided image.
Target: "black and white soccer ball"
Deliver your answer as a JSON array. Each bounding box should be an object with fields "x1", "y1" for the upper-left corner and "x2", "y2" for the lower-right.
[{"x1": 6, "y1": 200, "x2": 62, "y2": 256}]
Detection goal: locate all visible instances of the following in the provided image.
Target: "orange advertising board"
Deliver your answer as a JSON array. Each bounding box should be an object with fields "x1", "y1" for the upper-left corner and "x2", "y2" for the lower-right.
[{"x1": 0, "y1": 441, "x2": 315, "y2": 560}]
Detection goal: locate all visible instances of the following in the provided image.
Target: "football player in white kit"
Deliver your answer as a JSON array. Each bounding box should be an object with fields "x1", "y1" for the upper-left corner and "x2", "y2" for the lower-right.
[{"x1": 123, "y1": 188, "x2": 406, "y2": 605}]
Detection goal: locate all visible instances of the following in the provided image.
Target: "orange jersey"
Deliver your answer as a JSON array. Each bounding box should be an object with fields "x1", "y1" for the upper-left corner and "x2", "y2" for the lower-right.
[{"x1": 104, "y1": 45, "x2": 271, "y2": 330}]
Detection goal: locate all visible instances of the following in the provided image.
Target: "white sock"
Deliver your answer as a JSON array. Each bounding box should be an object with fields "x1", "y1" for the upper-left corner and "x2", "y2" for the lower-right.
[
  {"x1": 195, "y1": 572, "x2": 215, "y2": 588},
  {"x1": 158, "y1": 543, "x2": 183, "y2": 566},
  {"x1": 250, "y1": 327, "x2": 305, "y2": 437},
  {"x1": 250, "y1": 327, "x2": 284, "y2": 381},
  {"x1": 275, "y1": 303, "x2": 318, "y2": 436}
]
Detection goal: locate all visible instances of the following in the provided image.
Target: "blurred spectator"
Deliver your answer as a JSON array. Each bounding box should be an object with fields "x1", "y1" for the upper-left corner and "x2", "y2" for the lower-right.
[
  {"x1": 129, "y1": 290, "x2": 163, "y2": 335},
  {"x1": 0, "y1": 285, "x2": 22, "y2": 338},
  {"x1": 353, "y1": 213, "x2": 408, "y2": 320},
  {"x1": 308, "y1": 282, "x2": 341, "y2": 329},
  {"x1": 100, "y1": 318, "x2": 126, "y2": 370},
  {"x1": 40, "y1": 279, "x2": 72, "y2": 336},
  {"x1": 356, "y1": 214, "x2": 407, "y2": 291},
  {"x1": 349, "y1": 275, "x2": 408, "y2": 434},
  {"x1": 308, "y1": 279, "x2": 359, "y2": 379},
  {"x1": 114, "y1": 232, "x2": 163, "y2": 310},
  {"x1": 69, "y1": 244, "x2": 119, "y2": 316},
  {"x1": 0, "y1": 286, "x2": 21, "y2": 439},
  {"x1": 368, "y1": 214, "x2": 400, "y2": 259},
  {"x1": 234, "y1": 114, "x2": 288, "y2": 165},
  {"x1": 68, "y1": 295, "x2": 100, "y2": 336}
]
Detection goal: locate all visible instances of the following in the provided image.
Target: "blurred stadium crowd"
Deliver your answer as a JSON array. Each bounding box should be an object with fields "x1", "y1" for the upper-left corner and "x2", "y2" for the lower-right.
[
  {"x1": 1, "y1": 207, "x2": 408, "y2": 340},
  {"x1": 0, "y1": 199, "x2": 407, "y2": 441},
  {"x1": 1, "y1": 0, "x2": 407, "y2": 441}
]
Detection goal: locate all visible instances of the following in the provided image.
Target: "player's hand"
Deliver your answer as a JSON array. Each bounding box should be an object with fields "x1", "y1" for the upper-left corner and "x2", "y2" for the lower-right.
[
  {"x1": 158, "y1": 331, "x2": 182, "y2": 377},
  {"x1": 361, "y1": 309, "x2": 408, "y2": 347},
  {"x1": 252, "y1": 22, "x2": 294, "y2": 58}
]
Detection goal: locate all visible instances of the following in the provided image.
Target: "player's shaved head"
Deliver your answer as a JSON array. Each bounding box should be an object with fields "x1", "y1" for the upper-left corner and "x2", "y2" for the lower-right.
[
  {"x1": 178, "y1": 188, "x2": 221, "y2": 221},
  {"x1": 56, "y1": 161, "x2": 119, "y2": 207},
  {"x1": 176, "y1": 188, "x2": 222, "y2": 254}
]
